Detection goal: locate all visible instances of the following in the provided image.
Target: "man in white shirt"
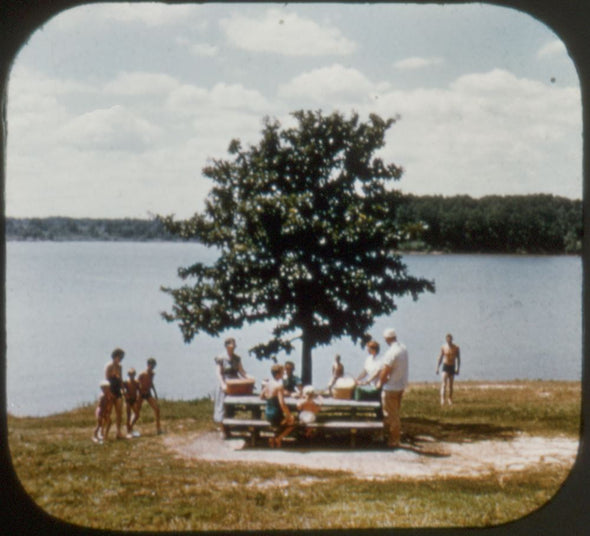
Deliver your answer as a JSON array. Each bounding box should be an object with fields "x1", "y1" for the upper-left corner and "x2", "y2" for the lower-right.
[{"x1": 376, "y1": 328, "x2": 408, "y2": 448}]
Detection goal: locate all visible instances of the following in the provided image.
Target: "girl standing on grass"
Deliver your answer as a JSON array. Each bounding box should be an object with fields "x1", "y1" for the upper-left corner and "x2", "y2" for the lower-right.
[
  {"x1": 93, "y1": 380, "x2": 112, "y2": 444},
  {"x1": 105, "y1": 347, "x2": 126, "y2": 439}
]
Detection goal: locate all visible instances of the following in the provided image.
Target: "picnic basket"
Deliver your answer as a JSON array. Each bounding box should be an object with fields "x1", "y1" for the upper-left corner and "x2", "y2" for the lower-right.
[
  {"x1": 332, "y1": 377, "x2": 356, "y2": 400},
  {"x1": 225, "y1": 378, "x2": 256, "y2": 395}
]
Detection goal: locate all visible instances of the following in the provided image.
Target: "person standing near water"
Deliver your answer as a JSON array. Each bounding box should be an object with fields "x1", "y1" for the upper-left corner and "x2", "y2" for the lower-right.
[
  {"x1": 134, "y1": 357, "x2": 162, "y2": 435},
  {"x1": 105, "y1": 348, "x2": 126, "y2": 440},
  {"x1": 123, "y1": 368, "x2": 140, "y2": 438},
  {"x1": 436, "y1": 333, "x2": 461, "y2": 406},
  {"x1": 213, "y1": 337, "x2": 250, "y2": 422},
  {"x1": 376, "y1": 328, "x2": 408, "y2": 449},
  {"x1": 93, "y1": 380, "x2": 112, "y2": 444}
]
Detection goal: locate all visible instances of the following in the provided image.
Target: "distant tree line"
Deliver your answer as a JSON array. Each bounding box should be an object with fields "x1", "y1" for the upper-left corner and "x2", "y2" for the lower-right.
[
  {"x1": 4, "y1": 217, "x2": 176, "y2": 242},
  {"x1": 5, "y1": 194, "x2": 582, "y2": 254},
  {"x1": 395, "y1": 194, "x2": 582, "y2": 254}
]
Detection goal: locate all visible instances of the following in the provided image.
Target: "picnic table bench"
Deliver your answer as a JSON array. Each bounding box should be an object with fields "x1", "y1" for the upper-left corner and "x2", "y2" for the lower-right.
[{"x1": 222, "y1": 395, "x2": 383, "y2": 447}]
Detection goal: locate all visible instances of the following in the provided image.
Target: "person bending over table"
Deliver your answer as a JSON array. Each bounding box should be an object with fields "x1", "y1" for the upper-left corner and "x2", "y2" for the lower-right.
[
  {"x1": 354, "y1": 339, "x2": 383, "y2": 401},
  {"x1": 213, "y1": 337, "x2": 250, "y2": 423}
]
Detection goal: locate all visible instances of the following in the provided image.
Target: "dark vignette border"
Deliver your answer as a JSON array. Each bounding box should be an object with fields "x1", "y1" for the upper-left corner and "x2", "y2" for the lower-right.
[{"x1": 0, "y1": 1, "x2": 588, "y2": 535}]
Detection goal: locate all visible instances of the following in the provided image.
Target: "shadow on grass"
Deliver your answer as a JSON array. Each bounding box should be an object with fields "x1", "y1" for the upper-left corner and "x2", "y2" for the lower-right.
[
  {"x1": 242, "y1": 417, "x2": 520, "y2": 458},
  {"x1": 403, "y1": 417, "x2": 519, "y2": 444}
]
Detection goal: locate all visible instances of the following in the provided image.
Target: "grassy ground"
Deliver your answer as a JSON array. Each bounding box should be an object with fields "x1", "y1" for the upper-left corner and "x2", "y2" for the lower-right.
[{"x1": 7, "y1": 380, "x2": 581, "y2": 531}]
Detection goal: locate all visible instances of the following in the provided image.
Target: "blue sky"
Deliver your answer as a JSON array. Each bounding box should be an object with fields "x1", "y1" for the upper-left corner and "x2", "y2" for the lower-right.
[{"x1": 6, "y1": 2, "x2": 582, "y2": 218}]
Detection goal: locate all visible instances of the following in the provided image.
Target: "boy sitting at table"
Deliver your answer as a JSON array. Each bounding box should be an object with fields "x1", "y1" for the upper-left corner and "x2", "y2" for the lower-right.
[{"x1": 261, "y1": 364, "x2": 295, "y2": 448}]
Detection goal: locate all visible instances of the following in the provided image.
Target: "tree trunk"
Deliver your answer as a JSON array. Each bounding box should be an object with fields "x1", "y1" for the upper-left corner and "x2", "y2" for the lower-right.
[{"x1": 301, "y1": 328, "x2": 313, "y2": 385}]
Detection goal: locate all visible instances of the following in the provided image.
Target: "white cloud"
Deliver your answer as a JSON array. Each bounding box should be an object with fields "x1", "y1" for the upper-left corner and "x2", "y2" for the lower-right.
[
  {"x1": 104, "y1": 72, "x2": 180, "y2": 96},
  {"x1": 368, "y1": 69, "x2": 581, "y2": 199},
  {"x1": 7, "y1": 66, "x2": 92, "y2": 147},
  {"x1": 537, "y1": 39, "x2": 567, "y2": 59},
  {"x1": 57, "y1": 105, "x2": 161, "y2": 152},
  {"x1": 166, "y1": 81, "x2": 270, "y2": 115},
  {"x1": 220, "y1": 8, "x2": 356, "y2": 56},
  {"x1": 165, "y1": 84, "x2": 210, "y2": 114},
  {"x1": 279, "y1": 64, "x2": 389, "y2": 104},
  {"x1": 190, "y1": 43, "x2": 219, "y2": 58},
  {"x1": 209, "y1": 82, "x2": 270, "y2": 111},
  {"x1": 53, "y1": 3, "x2": 199, "y2": 29},
  {"x1": 394, "y1": 57, "x2": 444, "y2": 70},
  {"x1": 9, "y1": 65, "x2": 94, "y2": 97},
  {"x1": 450, "y1": 68, "x2": 546, "y2": 96}
]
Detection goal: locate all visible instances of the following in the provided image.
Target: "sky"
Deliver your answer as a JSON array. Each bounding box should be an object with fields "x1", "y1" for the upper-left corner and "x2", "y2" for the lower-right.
[{"x1": 5, "y1": 2, "x2": 582, "y2": 219}]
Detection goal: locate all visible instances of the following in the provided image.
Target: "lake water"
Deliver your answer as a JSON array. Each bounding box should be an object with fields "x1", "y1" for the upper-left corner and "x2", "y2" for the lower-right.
[{"x1": 5, "y1": 242, "x2": 582, "y2": 417}]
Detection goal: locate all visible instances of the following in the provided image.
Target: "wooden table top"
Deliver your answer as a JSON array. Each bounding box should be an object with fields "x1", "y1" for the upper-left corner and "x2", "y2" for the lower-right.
[{"x1": 224, "y1": 394, "x2": 380, "y2": 409}]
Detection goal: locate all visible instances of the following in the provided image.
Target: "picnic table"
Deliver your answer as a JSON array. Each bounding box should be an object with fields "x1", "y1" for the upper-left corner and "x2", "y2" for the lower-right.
[{"x1": 222, "y1": 394, "x2": 383, "y2": 447}]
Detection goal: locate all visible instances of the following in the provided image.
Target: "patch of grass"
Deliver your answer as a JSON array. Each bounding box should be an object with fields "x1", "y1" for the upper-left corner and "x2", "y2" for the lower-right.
[
  {"x1": 405, "y1": 381, "x2": 581, "y2": 438},
  {"x1": 7, "y1": 381, "x2": 580, "y2": 530}
]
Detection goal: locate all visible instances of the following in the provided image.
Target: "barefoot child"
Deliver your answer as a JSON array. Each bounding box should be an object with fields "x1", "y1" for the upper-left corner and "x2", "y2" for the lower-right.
[
  {"x1": 297, "y1": 386, "x2": 323, "y2": 438},
  {"x1": 261, "y1": 364, "x2": 295, "y2": 448},
  {"x1": 134, "y1": 358, "x2": 162, "y2": 435},
  {"x1": 123, "y1": 368, "x2": 140, "y2": 437},
  {"x1": 93, "y1": 380, "x2": 112, "y2": 444}
]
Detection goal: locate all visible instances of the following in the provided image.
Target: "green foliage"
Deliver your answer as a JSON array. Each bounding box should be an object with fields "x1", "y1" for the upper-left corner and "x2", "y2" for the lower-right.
[
  {"x1": 6, "y1": 196, "x2": 581, "y2": 254},
  {"x1": 158, "y1": 110, "x2": 434, "y2": 382},
  {"x1": 396, "y1": 194, "x2": 582, "y2": 254}
]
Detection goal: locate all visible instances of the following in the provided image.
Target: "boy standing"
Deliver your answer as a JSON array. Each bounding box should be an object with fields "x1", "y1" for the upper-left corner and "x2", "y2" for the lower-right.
[
  {"x1": 134, "y1": 357, "x2": 162, "y2": 435},
  {"x1": 436, "y1": 333, "x2": 461, "y2": 406}
]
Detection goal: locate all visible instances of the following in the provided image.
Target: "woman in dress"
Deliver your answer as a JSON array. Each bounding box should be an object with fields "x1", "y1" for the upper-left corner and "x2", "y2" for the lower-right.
[
  {"x1": 261, "y1": 364, "x2": 295, "y2": 447},
  {"x1": 213, "y1": 337, "x2": 249, "y2": 422}
]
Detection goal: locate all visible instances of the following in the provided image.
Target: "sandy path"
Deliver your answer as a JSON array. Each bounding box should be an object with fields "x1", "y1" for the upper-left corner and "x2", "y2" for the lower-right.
[{"x1": 164, "y1": 431, "x2": 578, "y2": 481}]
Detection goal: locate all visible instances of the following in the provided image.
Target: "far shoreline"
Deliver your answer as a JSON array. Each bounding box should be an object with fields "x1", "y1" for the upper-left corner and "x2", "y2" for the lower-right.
[
  {"x1": 6, "y1": 379, "x2": 582, "y2": 420},
  {"x1": 5, "y1": 239, "x2": 581, "y2": 257}
]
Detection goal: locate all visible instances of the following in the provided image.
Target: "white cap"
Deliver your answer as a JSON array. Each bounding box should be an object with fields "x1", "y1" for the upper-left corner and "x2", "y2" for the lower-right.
[
  {"x1": 383, "y1": 328, "x2": 397, "y2": 339},
  {"x1": 302, "y1": 385, "x2": 315, "y2": 396}
]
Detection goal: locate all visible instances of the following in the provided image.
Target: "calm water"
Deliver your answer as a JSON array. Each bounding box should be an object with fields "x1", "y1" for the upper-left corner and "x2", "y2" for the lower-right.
[{"x1": 5, "y1": 242, "x2": 582, "y2": 416}]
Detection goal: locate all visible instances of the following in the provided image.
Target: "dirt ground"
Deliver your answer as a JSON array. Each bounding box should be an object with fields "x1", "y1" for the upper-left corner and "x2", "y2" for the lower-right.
[{"x1": 164, "y1": 431, "x2": 578, "y2": 481}]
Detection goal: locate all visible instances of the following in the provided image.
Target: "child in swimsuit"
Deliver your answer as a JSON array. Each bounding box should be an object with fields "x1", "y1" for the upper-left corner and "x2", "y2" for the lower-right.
[
  {"x1": 297, "y1": 386, "x2": 323, "y2": 438},
  {"x1": 261, "y1": 364, "x2": 295, "y2": 448},
  {"x1": 105, "y1": 348, "x2": 126, "y2": 439},
  {"x1": 124, "y1": 368, "x2": 140, "y2": 438},
  {"x1": 134, "y1": 358, "x2": 162, "y2": 435},
  {"x1": 93, "y1": 381, "x2": 112, "y2": 444}
]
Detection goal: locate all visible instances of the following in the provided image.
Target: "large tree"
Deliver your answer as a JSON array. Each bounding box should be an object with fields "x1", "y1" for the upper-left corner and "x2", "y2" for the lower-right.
[{"x1": 159, "y1": 110, "x2": 434, "y2": 384}]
